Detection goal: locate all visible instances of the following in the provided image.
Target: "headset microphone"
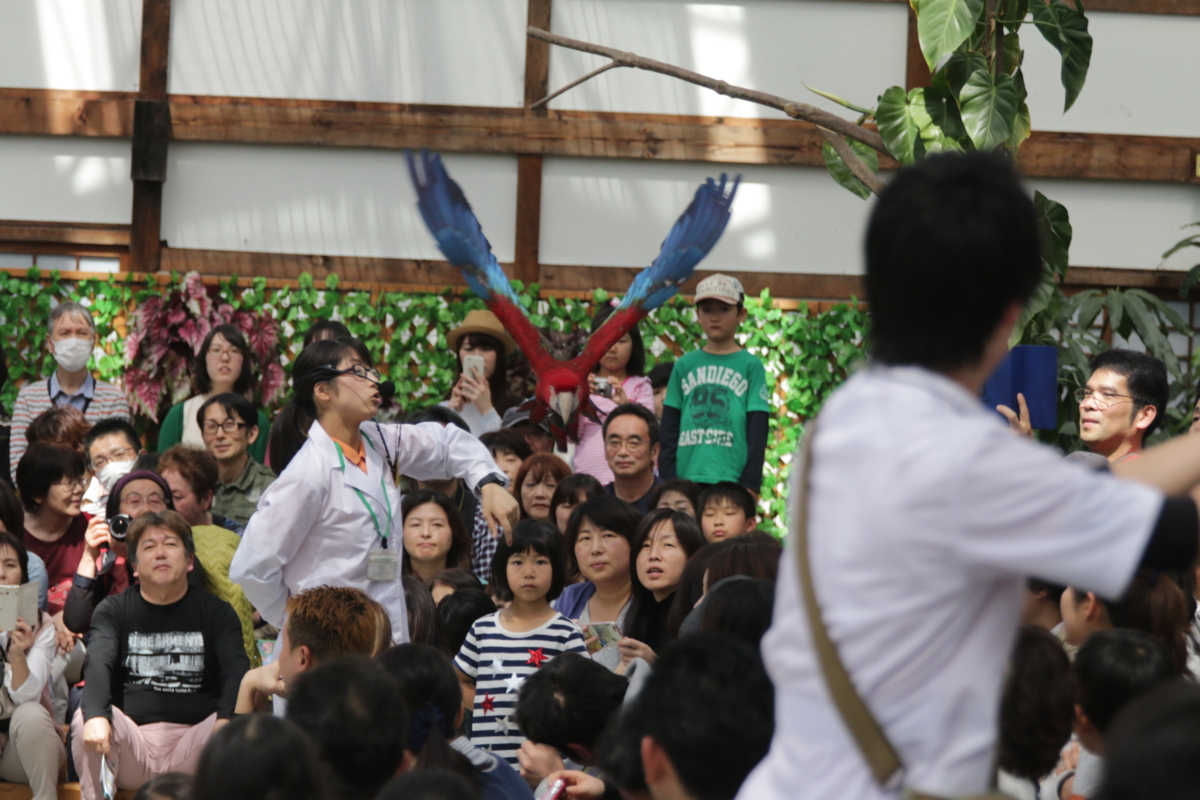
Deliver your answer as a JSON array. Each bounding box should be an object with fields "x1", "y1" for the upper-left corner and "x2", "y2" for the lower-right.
[{"x1": 378, "y1": 380, "x2": 396, "y2": 400}]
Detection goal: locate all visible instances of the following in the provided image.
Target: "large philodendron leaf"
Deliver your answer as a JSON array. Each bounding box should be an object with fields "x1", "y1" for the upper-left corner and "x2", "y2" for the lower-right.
[
  {"x1": 1034, "y1": 190, "x2": 1073, "y2": 279},
  {"x1": 918, "y1": 85, "x2": 970, "y2": 152},
  {"x1": 821, "y1": 137, "x2": 880, "y2": 200},
  {"x1": 1007, "y1": 101, "x2": 1032, "y2": 150},
  {"x1": 917, "y1": 0, "x2": 986, "y2": 71},
  {"x1": 1030, "y1": 0, "x2": 1092, "y2": 111},
  {"x1": 959, "y1": 69, "x2": 1018, "y2": 151},
  {"x1": 876, "y1": 86, "x2": 924, "y2": 165}
]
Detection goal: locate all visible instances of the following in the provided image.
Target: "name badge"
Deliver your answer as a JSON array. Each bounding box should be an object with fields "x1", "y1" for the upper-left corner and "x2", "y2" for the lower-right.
[{"x1": 367, "y1": 549, "x2": 399, "y2": 582}]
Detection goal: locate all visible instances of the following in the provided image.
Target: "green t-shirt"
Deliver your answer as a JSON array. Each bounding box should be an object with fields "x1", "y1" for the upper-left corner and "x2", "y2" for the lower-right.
[{"x1": 664, "y1": 348, "x2": 770, "y2": 484}]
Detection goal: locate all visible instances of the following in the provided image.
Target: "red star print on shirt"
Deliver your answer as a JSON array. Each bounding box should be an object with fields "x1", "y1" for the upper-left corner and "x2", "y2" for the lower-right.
[
  {"x1": 526, "y1": 647, "x2": 548, "y2": 667},
  {"x1": 481, "y1": 694, "x2": 495, "y2": 714}
]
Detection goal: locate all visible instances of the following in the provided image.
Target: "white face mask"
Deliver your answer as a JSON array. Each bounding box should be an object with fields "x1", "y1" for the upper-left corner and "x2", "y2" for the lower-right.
[
  {"x1": 53, "y1": 336, "x2": 93, "y2": 373},
  {"x1": 97, "y1": 460, "x2": 136, "y2": 492}
]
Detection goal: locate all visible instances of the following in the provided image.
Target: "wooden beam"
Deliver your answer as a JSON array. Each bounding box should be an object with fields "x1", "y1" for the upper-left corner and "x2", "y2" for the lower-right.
[
  {"x1": 0, "y1": 221, "x2": 130, "y2": 247},
  {"x1": 837, "y1": 0, "x2": 1200, "y2": 13},
  {"x1": 524, "y1": 0, "x2": 554, "y2": 109},
  {"x1": 129, "y1": 0, "x2": 172, "y2": 274},
  {"x1": 514, "y1": 0, "x2": 553, "y2": 286},
  {"x1": 904, "y1": 7, "x2": 932, "y2": 91}
]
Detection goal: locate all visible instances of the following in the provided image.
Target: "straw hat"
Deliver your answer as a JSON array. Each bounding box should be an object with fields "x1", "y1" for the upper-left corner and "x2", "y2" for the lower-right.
[{"x1": 447, "y1": 309, "x2": 517, "y2": 356}]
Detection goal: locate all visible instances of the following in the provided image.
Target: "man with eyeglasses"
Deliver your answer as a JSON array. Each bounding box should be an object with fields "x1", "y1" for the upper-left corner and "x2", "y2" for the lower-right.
[
  {"x1": 198, "y1": 393, "x2": 276, "y2": 528},
  {"x1": 81, "y1": 418, "x2": 145, "y2": 518},
  {"x1": 1077, "y1": 349, "x2": 1168, "y2": 464},
  {"x1": 602, "y1": 404, "x2": 662, "y2": 514}
]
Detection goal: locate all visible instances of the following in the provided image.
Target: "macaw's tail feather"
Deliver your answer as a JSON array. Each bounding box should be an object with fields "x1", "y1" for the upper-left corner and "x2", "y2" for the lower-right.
[
  {"x1": 405, "y1": 150, "x2": 522, "y2": 307},
  {"x1": 621, "y1": 172, "x2": 741, "y2": 314}
]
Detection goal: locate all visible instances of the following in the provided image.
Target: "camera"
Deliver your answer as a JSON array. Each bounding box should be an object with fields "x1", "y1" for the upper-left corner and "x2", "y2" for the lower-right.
[
  {"x1": 107, "y1": 514, "x2": 134, "y2": 542},
  {"x1": 595, "y1": 377, "x2": 613, "y2": 398}
]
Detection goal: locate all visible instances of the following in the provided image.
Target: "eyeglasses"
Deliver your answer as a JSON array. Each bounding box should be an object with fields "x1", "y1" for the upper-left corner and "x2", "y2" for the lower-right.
[
  {"x1": 53, "y1": 477, "x2": 87, "y2": 490},
  {"x1": 203, "y1": 420, "x2": 248, "y2": 435},
  {"x1": 1074, "y1": 388, "x2": 1136, "y2": 409},
  {"x1": 123, "y1": 492, "x2": 167, "y2": 512},
  {"x1": 92, "y1": 447, "x2": 136, "y2": 470},
  {"x1": 332, "y1": 364, "x2": 382, "y2": 383},
  {"x1": 208, "y1": 346, "x2": 240, "y2": 360}
]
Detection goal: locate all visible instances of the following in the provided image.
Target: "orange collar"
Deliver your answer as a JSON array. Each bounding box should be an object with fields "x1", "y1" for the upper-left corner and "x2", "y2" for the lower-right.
[{"x1": 331, "y1": 437, "x2": 368, "y2": 474}]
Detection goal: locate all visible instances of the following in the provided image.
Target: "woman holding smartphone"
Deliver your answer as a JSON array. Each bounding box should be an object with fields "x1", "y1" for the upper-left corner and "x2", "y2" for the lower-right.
[{"x1": 443, "y1": 310, "x2": 517, "y2": 436}]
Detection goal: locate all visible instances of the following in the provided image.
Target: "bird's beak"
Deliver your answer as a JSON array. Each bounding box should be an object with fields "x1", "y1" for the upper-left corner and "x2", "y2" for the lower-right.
[{"x1": 549, "y1": 391, "x2": 578, "y2": 426}]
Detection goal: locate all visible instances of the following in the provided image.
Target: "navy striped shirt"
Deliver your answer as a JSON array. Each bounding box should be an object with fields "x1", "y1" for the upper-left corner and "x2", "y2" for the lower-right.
[{"x1": 454, "y1": 611, "x2": 588, "y2": 765}]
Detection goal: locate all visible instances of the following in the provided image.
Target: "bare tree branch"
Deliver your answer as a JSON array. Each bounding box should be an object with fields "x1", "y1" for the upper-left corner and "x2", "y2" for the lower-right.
[
  {"x1": 527, "y1": 26, "x2": 889, "y2": 157},
  {"x1": 819, "y1": 128, "x2": 886, "y2": 196},
  {"x1": 531, "y1": 62, "x2": 618, "y2": 109}
]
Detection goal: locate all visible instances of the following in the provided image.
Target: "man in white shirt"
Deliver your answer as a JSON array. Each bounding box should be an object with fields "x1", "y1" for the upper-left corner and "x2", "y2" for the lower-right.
[{"x1": 739, "y1": 153, "x2": 1200, "y2": 800}]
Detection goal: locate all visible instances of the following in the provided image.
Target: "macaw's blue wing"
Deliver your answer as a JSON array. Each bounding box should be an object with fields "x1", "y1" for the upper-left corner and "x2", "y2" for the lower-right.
[
  {"x1": 618, "y1": 173, "x2": 741, "y2": 314},
  {"x1": 405, "y1": 150, "x2": 523, "y2": 307}
]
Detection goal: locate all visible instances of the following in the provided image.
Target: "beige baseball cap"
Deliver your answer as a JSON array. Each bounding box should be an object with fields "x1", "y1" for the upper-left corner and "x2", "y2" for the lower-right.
[{"x1": 693, "y1": 274, "x2": 745, "y2": 306}]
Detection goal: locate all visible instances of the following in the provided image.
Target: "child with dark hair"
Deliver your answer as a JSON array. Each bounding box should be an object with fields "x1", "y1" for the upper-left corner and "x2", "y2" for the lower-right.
[
  {"x1": 1096, "y1": 681, "x2": 1200, "y2": 800},
  {"x1": 647, "y1": 362, "x2": 673, "y2": 421},
  {"x1": 479, "y1": 430, "x2": 532, "y2": 489},
  {"x1": 438, "y1": 589, "x2": 498, "y2": 656},
  {"x1": 549, "y1": 473, "x2": 605, "y2": 535},
  {"x1": 431, "y1": 568, "x2": 486, "y2": 604},
  {"x1": 648, "y1": 478, "x2": 701, "y2": 518},
  {"x1": 453, "y1": 520, "x2": 587, "y2": 766},
  {"x1": 700, "y1": 577, "x2": 775, "y2": 648},
  {"x1": 697, "y1": 482, "x2": 757, "y2": 543},
  {"x1": 191, "y1": 716, "x2": 320, "y2": 800}
]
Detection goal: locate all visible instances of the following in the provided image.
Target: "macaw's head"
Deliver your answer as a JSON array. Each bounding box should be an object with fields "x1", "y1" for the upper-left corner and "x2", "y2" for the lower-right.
[{"x1": 538, "y1": 368, "x2": 586, "y2": 444}]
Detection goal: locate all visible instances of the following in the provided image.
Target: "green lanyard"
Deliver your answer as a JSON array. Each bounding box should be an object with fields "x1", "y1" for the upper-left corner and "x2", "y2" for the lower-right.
[{"x1": 333, "y1": 435, "x2": 396, "y2": 548}]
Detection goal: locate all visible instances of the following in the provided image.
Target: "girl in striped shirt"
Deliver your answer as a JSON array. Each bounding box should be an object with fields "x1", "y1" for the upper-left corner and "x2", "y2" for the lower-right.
[{"x1": 454, "y1": 520, "x2": 587, "y2": 766}]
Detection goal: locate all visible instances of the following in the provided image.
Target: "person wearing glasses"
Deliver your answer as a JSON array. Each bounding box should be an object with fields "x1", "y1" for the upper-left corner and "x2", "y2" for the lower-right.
[
  {"x1": 1076, "y1": 349, "x2": 1168, "y2": 465},
  {"x1": 81, "y1": 418, "x2": 145, "y2": 518},
  {"x1": 198, "y1": 393, "x2": 276, "y2": 529},
  {"x1": 231, "y1": 337, "x2": 520, "y2": 644},
  {"x1": 157, "y1": 324, "x2": 272, "y2": 465}
]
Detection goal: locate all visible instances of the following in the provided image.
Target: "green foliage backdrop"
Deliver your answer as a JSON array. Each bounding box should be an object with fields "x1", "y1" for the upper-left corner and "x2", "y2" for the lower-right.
[{"x1": 0, "y1": 269, "x2": 869, "y2": 535}]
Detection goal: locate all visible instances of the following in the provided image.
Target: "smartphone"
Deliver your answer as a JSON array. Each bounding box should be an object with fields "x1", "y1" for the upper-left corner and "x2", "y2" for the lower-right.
[
  {"x1": 462, "y1": 355, "x2": 486, "y2": 380},
  {"x1": 584, "y1": 622, "x2": 622, "y2": 654},
  {"x1": 543, "y1": 779, "x2": 567, "y2": 800}
]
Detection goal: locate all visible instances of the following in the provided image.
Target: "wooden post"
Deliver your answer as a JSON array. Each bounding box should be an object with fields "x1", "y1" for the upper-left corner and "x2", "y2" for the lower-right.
[
  {"x1": 904, "y1": 7, "x2": 932, "y2": 91},
  {"x1": 514, "y1": 0, "x2": 552, "y2": 287},
  {"x1": 129, "y1": 0, "x2": 172, "y2": 273}
]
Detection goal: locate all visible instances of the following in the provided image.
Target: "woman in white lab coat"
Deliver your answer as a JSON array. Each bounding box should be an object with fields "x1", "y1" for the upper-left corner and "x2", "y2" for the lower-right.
[{"x1": 230, "y1": 338, "x2": 518, "y2": 643}]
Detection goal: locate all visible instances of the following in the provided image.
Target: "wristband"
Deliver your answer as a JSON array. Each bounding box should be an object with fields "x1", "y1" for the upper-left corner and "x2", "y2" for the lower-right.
[{"x1": 474, "y1": 473, "x2": 508, "y2": 497}]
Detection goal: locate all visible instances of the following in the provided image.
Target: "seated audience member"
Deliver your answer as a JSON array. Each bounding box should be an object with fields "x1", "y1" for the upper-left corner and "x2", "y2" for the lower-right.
[
  {"x1": 302, "y1": 319, "x2": 352, "y2": 349},
  {"x1": 697, "y1": 482, "x2": 757, "y2": 543},
  {"x1": 287, "y1": 656, "x2": 411, "y2": 800},
  {"x1": 619, "y1": 509, "x2": 705, "y2": 667},
  {"x1": 1096, "y1": 681, "x2": 1200, "y2": 800},
  {"x1": 26, "y1": 405, "x2": 90, "y2": 454},
  {"x1": 380, "y1": 643, "x2": 534, "y2": 800},
  {"x1": 454, "y1": 520, "x2": 587, "y2": 766},
  {"x1": 402, "y1": 490, "x2": 474, "y2": 585},
  {"x1": 0, "y1": 481, "x2": 48, "y2": 611},
  {"x1": 649, "y1": 479, "x2": 700, "y2": 517},
  {"x1": 404, "y1": 574, "x2": 447, "y2": 652},
  {"x1": 18, "y1": 443, "x2": 90, "y2": 616},
  {"x1": 82, "y1": 417, "x2": 144, "y2": 519},
  {"x1": 199, "y1": 394, "x2": 275, "y2": 528},
  {"x1": 1065, "y1": 629, "x2": 1175, "y2": 800},
  {"x1": 443, "y1": 310, "x2": 519, "y2": 437},
  {"x1": 73, "y1": 511, "x2": 249, "y2": 800},
  {"x1": 674, "y1": 535, "x2": 781, "y2": 638},
  {"x1": 996, "y1": 626, "x2": 1075, "y2": 800},
  {"x1": 438, "y1": 589, "x2": 499, "y2": 657},
  {"x1": 550, "y1": 473, "x2": 605, "y2": 535},
  {"x1": 160, "y1": 444, "x2": 244, "y2": 535},
  {"x1": 666, "y1": 541, "x2": 728, "y2": 640},
  {"x1": 479, "y1": 429, "x2": 532, "y2": 490},
  {"x1": 10, "y1": 301, "x2": 131, "y2": 478},
  {"x1": 557, "y1": 497, "x2": 642, "y2": 671},
  {"x1": 514, "y1": 653, "x2": 628, "y2": 787},
  {"x1": 602, "y1": 405, "x2": 662, "y2": 515},
  {"x1": 514, "y1": 454, "x2": 572, "y2": 522},
  {"x1": 1077, "y1": 349, "x2": 1167, "y2": 464},
  {"x1": 236, "y1": 585, "x2": 381, "y2": 714},
  {"x1": 132, "y1": 772, "x2": 193, "y2": 800},
  {"x1": 1024, "y1": 579, "x2": 1066, "y2": 632},
  {"x1": 378, "y1": 770, "x2": 478, "y2": 800},
  {"x1": 191, "y1": 714, "x2": 322, "y2": 800},
  {"x1": 700, "y1": 577, "x2": 775, "y2": 648},
  {"x1": 431, "y1": 568, "x2": 485, "y2": 604},
  {"x1": 501, "y1": 407, "x2": 556, "y2": 457},
  {"x1": 648, "y1": 362, "x2": 673, "y2": 421},
  {"x1": 158, "y1": 325, "x2": 270, "y2": 464},
  {"x1": 0, "y1": 531, "x2": 65, "y2": 800}
]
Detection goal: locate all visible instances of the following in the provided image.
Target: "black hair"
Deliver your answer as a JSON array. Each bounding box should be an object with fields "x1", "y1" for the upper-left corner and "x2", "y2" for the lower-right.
[
  {"x1": 403, "y1": 574, "x2": 448, "y2": 654},
  {"x1": 704, "y1": 532, "x2": 782, "y2": 586},
  {"x1": 562, "y1": 495, "x2": 642, "y2": 577},
  {"x1": 303, "y1": 320, "x2": 352, "y2": 350},
  {"x1": 406, "y1": 405, "x2": 470, "y2": 434},
  {"x1": 267, "y1": 403, "x2": 313, "y2": 475},
  {"x1": 865, "y1": 153, "x2": 1042, "y2": 371},
  {"x1": 489, "y1": 519, "x2": 567, "y2": 602},
  {"x1": 453, "y1": 332, "x2": 515, "y2": 418},
  {"x1": 625, "y1": 509, "x2": 706, "y2": 649},
  {"x1": 997, "y1": 625, "x2": 1076, "y2": 782},
  {"x1": 0, "y1": 530, "x2": 30, "y2": 585},
  {"x1": 648, "y1": 361, "x2": 673, "y2": 391},
  {"x1": 290, "y1": 337, "x2": 373, "y2": 417},
  {"x1": 431, "y1": 568, "x2": 484, "y2": 596},
  {"x1": 83, "y1": 417, "x2": 142, "y2": 462},
  {"x1": 0, "y1": 482, "x2": 24, "y2": 539},
  {"x1": 601, "y1": 403, "x2": 660, "y2": 447},
  {"x1": 191, "y1": 715, "x2": 321, "y2": 800},
  {"x1": 701, "y1": 577, "x2": 775, "y2": 648},
  {"x1": 16, "y1": 442, "x2": 87, "y2": 513},
  {"x1": 1096, "y1": 680, "x2": 1200, "y2": 800},
  {"x1": 633, "y1": 633, "x2": 774, "y2": 800},
  {"x1": 597, "y1": 699, "x2": 647, "y2": 795},
  {"x1": 194, "y1": 324, "x2": 255, "y2": 396},
  {"x1": 287, "y1": 656, "x2": 410, "y2": 800},
  {"x1": 376, "y1": 644, "x2": 479, "y2": 781},
  {"x1": 515, "y1": 652, "x2": 628, "y2": 760},
  {"x1": 550, "y1": 473, "x2": 606, "y2": 531},
  {"x1": 1074, "y1": 628, "x2": 1174, "y2": 735},
  {"x1": 436, "y1": 589, "x2": 497, "y2": 656},
  {"x1": 1088, "y1": 349, "x2": 1170, "y2": 438},
  {"x1": 401, "y1": 490, "x2": 473, "y2": 576},
  {"x1": 648, "y1": 479, "x2": 701, "y2": 516},
  {"x1": 1027, "y1": 578, "x2": 1067, "y2": 608},
  {"x1": 666, "y1": 540, "x2": 730, "y2": 639},
  {"x1": 478, "y1": 429, "x2": 531, "y2": 463},
  {"x1": 697, "y1": 481, "x2": 756, "y2": 520},
  {"x1": 590, "y1": 304, "x2": 646, "y2": 378},
  {"x1": 134, "y1": 772, "x2": 192, "y2": 800},
  {"x1": 377, "y1": 770, "x2": 478, "y2": 800},
  {"x1": 196, "y1": 392, "x2": 259, "y2": 433},
  {"x1": 133, "y1": 452, "x2": 160, "y2": 473},
  {"x1": 1107, "y1": 570, "x2": 1191, "y2": 677}
]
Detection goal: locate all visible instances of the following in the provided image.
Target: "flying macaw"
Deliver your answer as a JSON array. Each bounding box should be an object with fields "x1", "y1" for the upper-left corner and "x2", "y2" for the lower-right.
[{"x1": 406, "y1": 149, "x2": 740, "y2": 448}]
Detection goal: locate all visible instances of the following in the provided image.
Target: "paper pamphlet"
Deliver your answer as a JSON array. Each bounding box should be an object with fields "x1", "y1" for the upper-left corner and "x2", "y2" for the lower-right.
[{"x1": 0, "y1": 583, "x2": 40, "y2": 632}]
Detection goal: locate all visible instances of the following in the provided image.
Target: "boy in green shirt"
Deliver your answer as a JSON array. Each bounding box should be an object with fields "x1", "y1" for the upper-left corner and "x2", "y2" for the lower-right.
[{"x1": 661, "y1": 274, "x2": 770, "y2": 493}]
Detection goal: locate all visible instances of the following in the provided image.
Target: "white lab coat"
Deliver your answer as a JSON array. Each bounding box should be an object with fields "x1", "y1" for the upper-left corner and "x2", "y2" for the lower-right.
[{"x1": 230, "y1": 419, "x2": 501, "y2": 643}]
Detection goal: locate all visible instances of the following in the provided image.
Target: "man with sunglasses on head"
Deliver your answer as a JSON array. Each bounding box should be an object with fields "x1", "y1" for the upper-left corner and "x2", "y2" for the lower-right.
[
  {"x1": 1077, "y1": 349, "x2": 1168, "y2": 465},
  {"x1": 199, "y1": 394, "x2": 276, "y2": 529}
]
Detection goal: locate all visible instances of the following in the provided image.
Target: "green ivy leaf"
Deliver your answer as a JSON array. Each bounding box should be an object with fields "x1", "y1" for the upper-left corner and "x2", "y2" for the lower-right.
[
  {"x1": 1030, "y1": 0, "x2": 1092, "y2": 111},
  {"x1": 959, "y1": 69, "x2": 1018, "y2": 151}
]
